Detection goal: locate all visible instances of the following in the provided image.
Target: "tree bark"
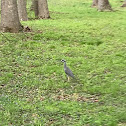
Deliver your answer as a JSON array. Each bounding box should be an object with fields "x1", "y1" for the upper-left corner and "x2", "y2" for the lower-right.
[
  {"x1": 0, "y1": 0, "x2": 1, "y2": 11},
  {"x1": 98, "y1": 0, "x2": 112, "y2": 11},
  {"x1": 121, "y1": 0, "x2": 126, "y2": 7},
  {"x1": 38, "y1": 0, "x2": 50, "y2": 19},
  {"x1": 92, "y1": 0, "x2": 98, "y2": 7},
  {"x1": 30, "y1": 0, "x2": 34, "y2": 11},
  {"x1": 34, "y1": 0, "x2": 39, "y2": 18},
  {"x1": 18, "y1": 0, "x2": 28, "y2": 21},
  {"x1": 1, "y1": 0, "x2": 23, "y2": 33}
]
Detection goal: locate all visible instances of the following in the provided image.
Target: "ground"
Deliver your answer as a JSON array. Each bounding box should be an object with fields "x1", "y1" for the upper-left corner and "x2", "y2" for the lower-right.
[{"x1": 0, "y1": 0, "x2": 126, "y2": 125}]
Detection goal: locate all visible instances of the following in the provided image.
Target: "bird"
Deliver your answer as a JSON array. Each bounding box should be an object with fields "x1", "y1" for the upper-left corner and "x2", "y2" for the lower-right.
[{"x1": 61, "y1": 59, "x2": 75, "y2": 81}]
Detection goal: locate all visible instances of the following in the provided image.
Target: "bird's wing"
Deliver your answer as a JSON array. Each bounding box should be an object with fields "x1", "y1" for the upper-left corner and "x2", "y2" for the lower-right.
[{"x1": 65, "y1": 67, "x2": 75, "y2": 78}]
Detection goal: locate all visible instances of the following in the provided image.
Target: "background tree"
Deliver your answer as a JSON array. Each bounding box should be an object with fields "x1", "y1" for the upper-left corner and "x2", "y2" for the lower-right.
[
  {"x1": 1, "y1": 0, "x2": 23, "y2": 32},
  {"x1": 34, "y1": 0, "x2": 39, "y2": 18},
  {"x1": 121, "y1": 0, "x2": 126, "y2": 7},
  {"x1": 38, "y1": 0, "x2": 50, "y2": 19},
  {"x1": 98, "y1": 0, "x2": 112, "y2": 11},
  {"x1": 33, "y1": 0, "x2": 50, "y2": 19},
  {"x1": 18, "y1": 0, "x2": 28, "y2": 21},
  {"x1": 92, "y1": 0, "x2": 98, "y2": 7},
  {"x1": 30, "y1": 0, "x2": 34, "y2": 10}
]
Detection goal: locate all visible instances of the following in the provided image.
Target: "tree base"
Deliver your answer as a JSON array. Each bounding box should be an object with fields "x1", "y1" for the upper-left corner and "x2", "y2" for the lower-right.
[
  {"x1": 38, "y1": 16, "x2": 50, "y2": 19},
  {"x1": 98, "y1": 5, "x2": 112, "y2": 12},
  {"x1": 1, "y1": 25, "x2": 23, "y2": 33},
  {"x1": 121, "y1": 4, "x2": 126, "y2": 7}
]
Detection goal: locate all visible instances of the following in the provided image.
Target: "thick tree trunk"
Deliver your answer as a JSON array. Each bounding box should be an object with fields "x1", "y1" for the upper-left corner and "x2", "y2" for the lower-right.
[
  {"x1": 121, "y1": 0, "x2": 126, "y2": 7},
  {"x1": 34, "y1": 0, "x2": 39, "y2": 18},
  {"x1": 92, "y1": 0, "x2": 98, "y2": 7},
  {"x1": 1, "y1": 0, "x2": 23, "y2": 33},
  {"x1": 98, "y1": 0, "x2": 112, "y2": 11},
  {"x1": 18, "y1": 0, "x2": 28, "y2": 21},
  {"x1": 38, "y1": 0, "x2": 50, "y2": 19}
]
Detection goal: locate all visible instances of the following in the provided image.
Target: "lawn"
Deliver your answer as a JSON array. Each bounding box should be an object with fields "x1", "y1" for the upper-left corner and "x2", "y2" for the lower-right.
[{"x1": 0, "y1": 0, "x2": 126, "y2": 125}]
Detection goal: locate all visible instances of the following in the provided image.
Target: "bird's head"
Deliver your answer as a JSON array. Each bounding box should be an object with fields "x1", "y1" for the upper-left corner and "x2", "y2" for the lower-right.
[{"x1": 61, "y1": 59, "x2": 66, "y2": 63}]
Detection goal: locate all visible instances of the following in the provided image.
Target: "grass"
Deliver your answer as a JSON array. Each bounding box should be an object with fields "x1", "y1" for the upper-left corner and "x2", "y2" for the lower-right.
[{"x1": 0, "y1": 0, "x2": 126, "y2": 125}]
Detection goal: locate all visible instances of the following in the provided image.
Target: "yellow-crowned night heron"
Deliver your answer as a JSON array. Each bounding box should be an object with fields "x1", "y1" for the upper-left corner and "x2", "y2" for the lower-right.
[{"x1": 61, "y1": 59, "x2": 75, "y2": 81}]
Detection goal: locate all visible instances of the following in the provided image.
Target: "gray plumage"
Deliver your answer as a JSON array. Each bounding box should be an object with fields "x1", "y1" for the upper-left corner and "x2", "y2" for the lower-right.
[{"x1": 61, "y1": 59, "x2": 75, "y2": 78}]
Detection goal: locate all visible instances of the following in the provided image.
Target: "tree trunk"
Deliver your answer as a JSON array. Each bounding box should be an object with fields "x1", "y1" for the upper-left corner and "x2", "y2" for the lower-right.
[
  {"x1": 18, "y1": 0, "x2": 28, "y2": 21},
  {"x1": 1, "y1": 0, "x2": 23, "y2": 33},
  {"x1": 92, "y1": 0, "x2": 98, "y2": 7},
  {"x1": 0, "y1": 0, "x2": 1, "y2": 11},
  {"x1": 38, "y1": 0, "x2": 50, "y2": 19},
  {"x1": 30, "y1": 0, "x2": 34, "y2": 11},
  {"x1": 34, "y1": 0, "x2": 39, "y2": 18},
  {"x1": 121, "y1": 0, "x2": 126, "y2": 7},
  {"x1": 98, "y1": 0, "x2": 112, "y2": 11}
]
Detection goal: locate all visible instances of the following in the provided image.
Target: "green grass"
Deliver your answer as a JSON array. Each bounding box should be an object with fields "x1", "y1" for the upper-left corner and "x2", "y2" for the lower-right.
[{"x1": 0, "y1": 0, "x2": 126, "y2": 125}]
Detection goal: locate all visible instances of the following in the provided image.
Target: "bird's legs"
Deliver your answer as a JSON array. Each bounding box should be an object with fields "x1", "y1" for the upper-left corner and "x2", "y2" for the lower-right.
[{"x1": 67, "y1": 75, "x2": 70, "y2": 82}]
